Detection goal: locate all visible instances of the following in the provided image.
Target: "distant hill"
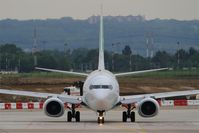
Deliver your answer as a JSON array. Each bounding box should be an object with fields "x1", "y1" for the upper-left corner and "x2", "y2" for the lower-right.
[{"x1": 0, "y1": 15, "x2": 199, "y2": 55}]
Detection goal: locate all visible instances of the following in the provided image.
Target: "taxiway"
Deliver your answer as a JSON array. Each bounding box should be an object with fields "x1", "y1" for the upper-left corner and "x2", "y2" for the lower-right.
[{"x1": 0, "y1": 107, "x2": 199, "y2": 133}]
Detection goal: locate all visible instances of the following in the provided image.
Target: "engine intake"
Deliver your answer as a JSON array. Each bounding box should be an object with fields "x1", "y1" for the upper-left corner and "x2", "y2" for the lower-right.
[
  {"x1": 138, "y1": 98, "x2": 159, "y2": 118},
  {"x1": 43, "y1": 98, "x2": 65, "y2": 117}
]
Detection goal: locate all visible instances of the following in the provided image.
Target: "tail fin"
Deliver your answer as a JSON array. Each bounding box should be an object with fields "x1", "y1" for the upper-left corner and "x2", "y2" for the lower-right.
[{"x1": 98, "y1": 6, "x2": 105, "y2": 70}]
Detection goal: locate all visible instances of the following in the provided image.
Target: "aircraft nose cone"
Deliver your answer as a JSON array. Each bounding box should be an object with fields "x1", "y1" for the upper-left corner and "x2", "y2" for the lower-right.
[
  {"x1": 93, "y1": 90, "x2": 116, "y2": 111},
  {"x1": 85, "y1": 89, "x2": 119, "y2": 111},
  {"x1": 95, "y1": 91, "x2": 109, "y2": 100},
  {"x1": 95, "y1": 91, "x2": 109, "y2": 110}
]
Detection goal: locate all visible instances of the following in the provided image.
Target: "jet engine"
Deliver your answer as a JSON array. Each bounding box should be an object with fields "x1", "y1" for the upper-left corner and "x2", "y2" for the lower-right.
[
  {"x1": 138, "y1": 98, "x2": 159, "y2": 117},
  {"x1": 43, "y1": 97, "x2": 65, "y2": 117}
]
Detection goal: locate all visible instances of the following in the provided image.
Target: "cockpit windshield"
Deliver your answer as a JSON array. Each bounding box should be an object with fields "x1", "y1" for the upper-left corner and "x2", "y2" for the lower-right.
[{"x1": 89, "y1": 85, "x2": 113, "y2": 90}]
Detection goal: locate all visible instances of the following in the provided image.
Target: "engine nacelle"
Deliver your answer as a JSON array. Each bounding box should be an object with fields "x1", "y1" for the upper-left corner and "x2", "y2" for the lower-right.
[
  {"x1": 138, "y1": 98, "x2": 159, "y2": 118},
  {"x1": 43, "y1": 97, "x2": 65, "y2": 117}
]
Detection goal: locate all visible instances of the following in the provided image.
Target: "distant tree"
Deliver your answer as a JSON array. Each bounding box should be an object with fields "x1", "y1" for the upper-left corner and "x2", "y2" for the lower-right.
[
  {"x1": 175, "y1": 49, "x2": 188, "y2": 60},
  {"x1": 131, "y1": 55, "x2": 150, "y2": 70},
  {"x1": 1, "y1": 43, "x2": 198, "y2": 72},
  {"x1": 174, "y1": 49, "x2": 189, "y2": 68},
  {"x1": 152, "y1": 51, "x2": 172, "y2": 67},
  {"x1": 20, "y1": 54, "x2": 34, "y2": 72},
  {"x1": 85, "y1": 49, "x2": 98, "y2": 70},
  {"x1": 122, "y1": 45, "x2": 132, "y2": 56},
  {"x1": 0, "y1": 44, "x2": 24, "y2": 71},
  {"x1": 114, "y1": 53, "x2": 129, "y2": 72},
  {"x1": 71, "y1": 48, "x2": 89, "y2": 71},
  {"x1": 189, "y1": 52, "x2": 199, "y2": 67},
  {"x1": 37, "y1": 51, "x2": 58, "y2": 69},
  {"x1": 188, "y1": 47, "x2": 197, "y2": 57},
  {"x1": 0, "y1": 44, "x2": 23, "y2": 54}
]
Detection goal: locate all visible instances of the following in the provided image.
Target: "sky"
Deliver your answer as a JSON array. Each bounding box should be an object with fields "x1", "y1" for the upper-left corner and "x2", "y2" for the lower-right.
[{"x1": 0, "y1": 0, "x2": 198, "y2": 20}]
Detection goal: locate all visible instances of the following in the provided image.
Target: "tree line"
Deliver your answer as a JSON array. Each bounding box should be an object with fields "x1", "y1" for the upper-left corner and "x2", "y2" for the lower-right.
[{"x1": 0, "y1": 44, "x2": 199, "y2": 73}]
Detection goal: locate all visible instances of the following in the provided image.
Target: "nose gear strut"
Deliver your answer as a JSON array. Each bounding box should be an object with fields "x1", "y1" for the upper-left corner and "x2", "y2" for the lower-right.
[{"x1": 97, "y1": 111, "x2": 105, "y2": 124}]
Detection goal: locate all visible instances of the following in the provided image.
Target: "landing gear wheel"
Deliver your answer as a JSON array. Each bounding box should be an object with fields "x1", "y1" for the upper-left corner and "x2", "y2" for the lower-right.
[
  {"x1": 67, "y1": 111, "x2": 72, "y2": 122},
  {"x1": 97, "y1": 111, "x2": 105, "y2": 124},
  {"x1": 122, "y1": 111, "x2": 127, "y2": 122},
  {"x1": 75, "y1": 111, "x2": 80, "y2": 122},
  {"x1": 67, "y1": 104, "x2": 81, "y2": 122},
  {"x1": 102, "y1": 117, "x2": 104, "y2": 123},
  {"x1": 122, "y1": 104, "x2": 136, "y2": 122},
  {"x1": 98, "y1": 117, "x2": 104, "y2": 124},
  {"x1": 130, "y1": 111, "x2": 135, "y2": 122}
]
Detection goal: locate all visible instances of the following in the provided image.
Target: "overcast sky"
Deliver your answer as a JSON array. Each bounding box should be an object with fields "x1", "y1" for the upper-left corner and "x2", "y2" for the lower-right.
[{"x1": 0, "y1": 0, "x2": 198, "y2": 20}]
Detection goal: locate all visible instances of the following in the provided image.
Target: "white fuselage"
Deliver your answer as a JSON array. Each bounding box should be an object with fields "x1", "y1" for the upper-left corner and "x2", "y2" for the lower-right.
[{"x1": 83, "y1": 69, "x2": 120, "y2": 111}]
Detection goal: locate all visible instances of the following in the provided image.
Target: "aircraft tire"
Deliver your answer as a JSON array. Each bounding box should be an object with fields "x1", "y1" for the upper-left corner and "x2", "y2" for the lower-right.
[
  {"x1": 102, "y1": 117, "x2": 104, "y2": 124},
  {"x1": 122, "y1": 111, "x2": 127, "y2": 122},
  {"x1": 97, "y1": 117, "x2": 100, "y2": 124},
  {"x1": 130, "y1": 111, "x2": 135, "y2": 122},
  {"x1": 67, "y1": 111, "x2": 72, "y2": 122},
  {"x1": 75, "y1": 111, "x2": 80, "y2": 122},
  {"x1": 98, "y1": 117, "x2": 104, "y2": 124}
]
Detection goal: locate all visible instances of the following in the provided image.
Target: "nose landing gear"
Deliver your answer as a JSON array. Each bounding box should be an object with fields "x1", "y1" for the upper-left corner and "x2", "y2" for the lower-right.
[{"x1": 97, "y1": 111, "x2": 105, "y2": 124}]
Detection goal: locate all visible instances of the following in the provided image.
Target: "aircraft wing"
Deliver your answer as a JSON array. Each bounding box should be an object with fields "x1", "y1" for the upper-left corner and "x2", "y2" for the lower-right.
[
  {"x1": 115, "y1": 68, "x2": 168, "y2": 77},
  {"x1": 0, "y1": 89, "x2": 82, "y2": 104},
  {"x1": 35, "y1": 67, "x2": 88, "y2": 77},
  {"x1": 120, "y1": 90, "x2": 199, "y2": 104}
]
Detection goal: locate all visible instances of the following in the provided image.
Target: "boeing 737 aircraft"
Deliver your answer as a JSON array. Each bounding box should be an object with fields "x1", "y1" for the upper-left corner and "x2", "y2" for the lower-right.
[{"x1": 0, "y1": 14, "x2": 199, "y2": 124}]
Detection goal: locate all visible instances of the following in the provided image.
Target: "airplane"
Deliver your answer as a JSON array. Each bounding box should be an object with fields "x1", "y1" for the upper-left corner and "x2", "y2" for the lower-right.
[{"x1": 0, "y1": 13, "x2": 199, "y2": 124}]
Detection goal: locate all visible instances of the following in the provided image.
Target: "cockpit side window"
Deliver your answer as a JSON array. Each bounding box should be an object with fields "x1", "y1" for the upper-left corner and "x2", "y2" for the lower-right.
[
  {"x1": 102, "y1": 85, "x2": 113, "y2": 89},
  {"x1": 89, "y1": 85, "x2": 113, "y2": 90}
]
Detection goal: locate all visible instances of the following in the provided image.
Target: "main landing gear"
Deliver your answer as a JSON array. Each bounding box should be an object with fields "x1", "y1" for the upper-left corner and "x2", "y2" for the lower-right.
[
  {"x1": 122, "y1": 104, "x2": 135, "y2": 122},
  {"x1": 67, "y1": 104, "x2": 80, "y2": 122},
  {"x1": 65, "y1": 81, "x2": 83, "y2": 122},
  {"x1": 97, "y1": 111, "x2": 105, "y2": 124}
]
